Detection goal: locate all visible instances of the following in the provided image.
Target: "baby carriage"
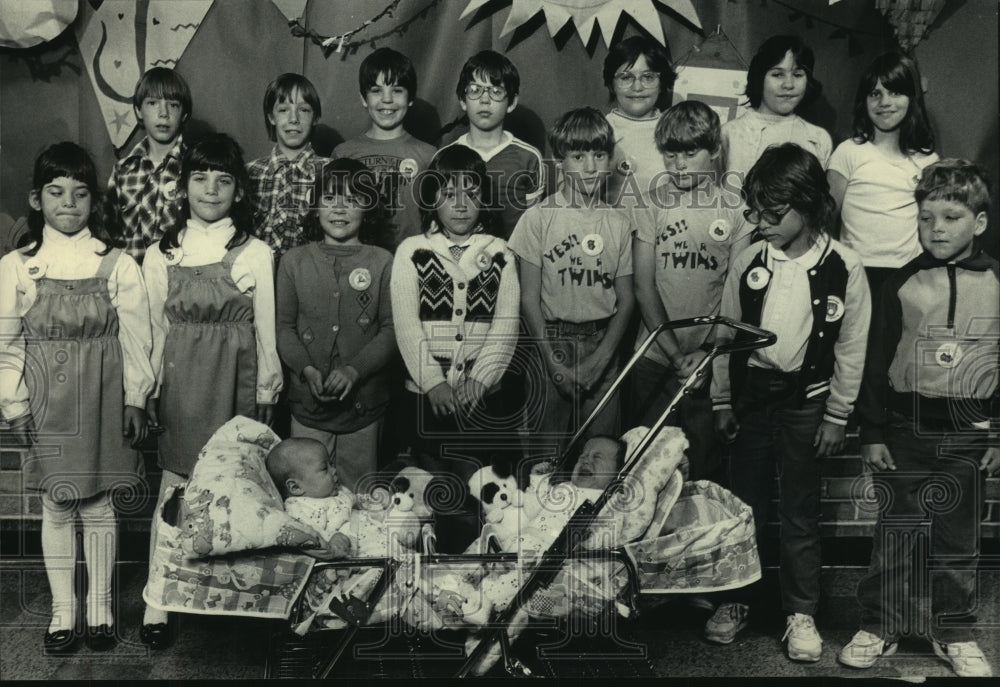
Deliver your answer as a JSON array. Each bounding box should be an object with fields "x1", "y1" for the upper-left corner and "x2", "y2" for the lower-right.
[{"x1": 142, "y1": 315, "x2": 775, "y2": 678}]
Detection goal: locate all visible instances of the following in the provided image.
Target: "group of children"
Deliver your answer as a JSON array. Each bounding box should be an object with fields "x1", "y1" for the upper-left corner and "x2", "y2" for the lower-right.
[{"x1": 0, "y1": 31, "x2": 996, "y2": 678}]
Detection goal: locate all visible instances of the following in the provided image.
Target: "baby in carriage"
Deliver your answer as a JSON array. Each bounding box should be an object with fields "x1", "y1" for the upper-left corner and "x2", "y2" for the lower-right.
[
  {"x1": 266, "y1": 438, "x2": 355, "y2": 558},
  {"x1": 266, "y1": 438, "x2": 433, "y2": 560}
]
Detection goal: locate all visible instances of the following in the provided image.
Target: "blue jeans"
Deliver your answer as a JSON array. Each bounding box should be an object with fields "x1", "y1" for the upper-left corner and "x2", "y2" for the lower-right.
[
  {"x1": 856, "y1": 411, "x2": 988, "y2": 643},
  {"x1": 629, "y1": 356, "x2": 721, "y2": 482},
  {"x1": 729, "y1": 368, "x2": 825, "y2": 616}
]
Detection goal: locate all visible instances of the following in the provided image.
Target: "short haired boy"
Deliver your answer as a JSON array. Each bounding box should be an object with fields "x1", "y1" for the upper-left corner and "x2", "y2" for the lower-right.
[
  {"x1": 631, "y1": 100, "x2": 753, "y2": 481},
  {"x1": 104, "y1": 67, "x2": 191, "y2": 264},
  {"x1": 247, "y1": 73, "x2": 326, "y2": 260},
  {"x1": 334, "y1": 48, "x2": 436, "y2": 251},
  {"x1": 708, "y1": 144, "x2": 871, "y2": 660},
  {"x1": 839, "y1": 160, "x2": 998, "y2": 678},
  {"x1": 439, "y1": 50, "x2": 545, "y2": 239},
  {"x1": 508, "y1": 107, "x2": 634, "y2": 451}
]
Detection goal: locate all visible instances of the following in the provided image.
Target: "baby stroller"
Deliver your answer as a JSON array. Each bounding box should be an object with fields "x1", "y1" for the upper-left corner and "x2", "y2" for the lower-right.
[
  {"x1": 143, "y1": 316, "x2": 774, "y2": 678},
  {"x1": 266, "y1": 315, "x2": 776, "y2": 678}
]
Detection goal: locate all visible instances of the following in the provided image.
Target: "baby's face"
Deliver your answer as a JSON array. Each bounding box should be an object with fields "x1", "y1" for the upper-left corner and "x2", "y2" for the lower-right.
[
  {"x1": 296, "y1": 449, "x2": 340, "y2": 498},
  {"x1": 571, "y1": 437, "x2": 621, "y2": 491}
]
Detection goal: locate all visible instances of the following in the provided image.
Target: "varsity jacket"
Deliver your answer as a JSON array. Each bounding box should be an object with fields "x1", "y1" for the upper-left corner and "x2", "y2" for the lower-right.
[
  {"x1": 712, "y1": 235, "x2": 871, "y2": 425},
  {"x1": 858, "y1": 249, "x2": 1000, "y2": 444},
  {"x1": 390, "y1": 230, "x2": 520, "y2": 394}
]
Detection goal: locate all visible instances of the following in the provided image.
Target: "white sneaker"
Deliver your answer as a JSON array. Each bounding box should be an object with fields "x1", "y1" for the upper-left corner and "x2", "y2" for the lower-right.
[
  {"x1": 783, "y1": 613, "x2": 822, "y2": 662},
  {"x1": 932, "y1": 640, "x2": 994, "y2": 678},
  {"x1": 838, "y1": 630, "x2": 898, "y2": 668},
  {"x1": 703, "y1": 602, "x2": 749, "y2": 644}
]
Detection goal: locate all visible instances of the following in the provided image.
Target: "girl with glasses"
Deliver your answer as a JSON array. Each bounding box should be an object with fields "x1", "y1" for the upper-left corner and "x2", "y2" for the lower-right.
[{"x1": 602, "y1": 36, "x2": 677, "y2": 204}]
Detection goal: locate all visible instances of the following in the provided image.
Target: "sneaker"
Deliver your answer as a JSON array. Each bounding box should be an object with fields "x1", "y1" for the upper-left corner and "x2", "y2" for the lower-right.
[
  {"x1": 932, "y1": 640, "x2": 994, "y2": 678},
  {"x1": 687, "y1": 595, "x2": 715, "y2": 613},
  {"x1": 704, "y1": 602, "x2": 749, "y2": 644},
  {"x1": 838, "y1": 630, "x2": 898, "y2": 668},
  {"x1": 783, "y1": 613, "x2": 822, "y2": 662}
]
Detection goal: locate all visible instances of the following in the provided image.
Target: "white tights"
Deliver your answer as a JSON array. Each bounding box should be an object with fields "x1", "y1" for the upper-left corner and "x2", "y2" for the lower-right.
[
  {"x1": 142, "y1": 468, "x2": 185, "y2": 626},
  {"x1": 41, "y1": 491, "x2": 117, "y2": 632}
]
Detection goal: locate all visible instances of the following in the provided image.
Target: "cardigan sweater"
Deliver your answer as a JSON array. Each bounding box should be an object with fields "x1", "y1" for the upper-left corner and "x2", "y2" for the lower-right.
[
  {"x1": 390, "y1": 231, "x2": 519, "y2": 394},
  {"x1": 276, "y1": 242, "x2": 395, "y2": 432}
]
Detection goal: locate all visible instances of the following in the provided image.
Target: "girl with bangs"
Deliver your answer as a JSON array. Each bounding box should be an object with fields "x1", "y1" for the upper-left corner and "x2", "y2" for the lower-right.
[
  {"x1": 390, "y1": 145, "x2": 519, "y2": 550},
  {"x1": 0, "y1": 142, "x2": 154, "y2": 653},
  {"x1": 276, "y1": 158, "x2": 396, "y2": 492},
  {"x1": 139, "y1": 133, "x2": 281, "y2": 647},
  {"x1": 708, "y1": 143, "x2": 870, "y2": 661},
  {"x1": 828, "y1": 52, "x2": 939, "y2": 296},
  {"x1": 722, "y1": 35, "x2": 832, "y2": 180}
]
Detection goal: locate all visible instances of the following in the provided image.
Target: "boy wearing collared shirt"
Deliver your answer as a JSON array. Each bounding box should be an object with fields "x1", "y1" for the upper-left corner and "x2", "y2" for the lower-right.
[
  {"x1": 708, "y1": 144, "x2": 870, "y2": 661},
  {"x1": 104, "y1": 67, "x2": 190, "y2": 264},
  {"x1": 438, "y1": 50, "x2": 545, "y2": 239},
  {"x1": 247, "y1": 73, "x2": 326, "y2": 261}
]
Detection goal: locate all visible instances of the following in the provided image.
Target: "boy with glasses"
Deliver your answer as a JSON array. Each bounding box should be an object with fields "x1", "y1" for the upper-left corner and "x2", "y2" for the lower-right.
[
  {"x1": 708, "y1": 143, "x2": 870, "y2": 661},
  {"x1": 439, "y1": 50, "x2": 545, "y2": 239}
]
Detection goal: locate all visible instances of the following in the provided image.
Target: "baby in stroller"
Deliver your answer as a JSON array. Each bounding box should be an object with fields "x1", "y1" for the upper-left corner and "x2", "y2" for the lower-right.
[
  {"x1": 266, "y1": 438, "x2": 355, "y2": 558},
  {"x1": 266, "y1": 438, "x2": 433, "y2": 560}
]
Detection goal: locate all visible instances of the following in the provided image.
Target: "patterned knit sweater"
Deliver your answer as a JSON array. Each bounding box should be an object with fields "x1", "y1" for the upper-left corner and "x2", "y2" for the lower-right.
[{"x1": 391, "y1": 231, "x2": 520, "y2": 394}]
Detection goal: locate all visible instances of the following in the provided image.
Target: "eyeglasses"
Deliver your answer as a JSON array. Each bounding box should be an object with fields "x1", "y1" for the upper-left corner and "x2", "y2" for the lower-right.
[
  {"x1": 743, "y1": 206, "x2": 793, "y2": 226},
  {"x1": 464, "y1": 83, "x2": 508, "y2": 102},
  {"x1": 614, "y1": 71, "x2": 660, "y2": 88}
]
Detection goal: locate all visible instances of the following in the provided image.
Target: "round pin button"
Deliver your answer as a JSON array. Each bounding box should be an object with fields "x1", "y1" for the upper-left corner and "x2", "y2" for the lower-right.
[
  {"x1": 825, "y1": 296, "x2": 845, "y2": 322},
  {"x1": 709, "y1": 219, "x2": 731, "y2": 242},
  {"x1": 935, "y1": 342, "x2": 961, "y2": 368},
  {"x1": 349, "y1": 268, "x2": 371, "y2": 291},
  {"x1": 747, "y1": 266, "x2": 770, "y2": 290},
  {"x1": 582, "y1": 234, "x2": 604, "y2": 256}
]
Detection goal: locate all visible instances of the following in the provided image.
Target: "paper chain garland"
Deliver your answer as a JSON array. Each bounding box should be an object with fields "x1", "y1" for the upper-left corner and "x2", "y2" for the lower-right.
[{"x1": 288, "y1": 0, "x2": 442, "y2": 58}]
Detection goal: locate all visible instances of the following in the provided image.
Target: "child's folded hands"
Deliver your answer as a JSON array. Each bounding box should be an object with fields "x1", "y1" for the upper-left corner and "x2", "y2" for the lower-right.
[{"x1": 324, "y1": 365, "x2": 359, "y2": 401}]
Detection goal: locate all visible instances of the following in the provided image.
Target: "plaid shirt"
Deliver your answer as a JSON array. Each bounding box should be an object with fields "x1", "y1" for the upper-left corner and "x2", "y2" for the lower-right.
[
  {"x1": 247, "y1": 146, "x2": 326, "y2": 259},
  {"x1": 104, "y1": 136, "x2": 185, "y2": 264}
]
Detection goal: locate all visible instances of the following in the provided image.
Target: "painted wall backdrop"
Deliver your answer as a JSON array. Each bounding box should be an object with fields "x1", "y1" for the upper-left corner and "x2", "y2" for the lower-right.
[{"x1": 1, "y1": 0, "x2": 997, "y2": 254}]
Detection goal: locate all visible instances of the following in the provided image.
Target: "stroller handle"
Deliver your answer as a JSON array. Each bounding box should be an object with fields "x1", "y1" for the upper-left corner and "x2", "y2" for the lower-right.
[
  {"x1": 559, "y1": 315, "x2": 775, "y2": 472},
  {"x1": 459, "y1": 317, "x2": 774, "y2": 677}
]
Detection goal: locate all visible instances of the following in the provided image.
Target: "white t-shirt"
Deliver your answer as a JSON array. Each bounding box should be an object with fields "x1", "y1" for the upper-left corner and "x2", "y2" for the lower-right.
[
  {"x1": 828, "y1": 139, "x2": 939, "y2": 269},
  {"x1": 606, "y1": 109, "x2": 667, "y2": 202}
]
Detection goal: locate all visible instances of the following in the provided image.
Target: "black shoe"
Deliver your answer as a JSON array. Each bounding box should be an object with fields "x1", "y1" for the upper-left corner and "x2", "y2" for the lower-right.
[
  {"x1": 139, "y1": 622, "x2": 172, "y2": 650},
  {"x1": 86, "y1": 624, "x2": 116, "y2": 652},
  {"x1": 43, "y1": 628, "x2": 81, "y2": 654}
]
